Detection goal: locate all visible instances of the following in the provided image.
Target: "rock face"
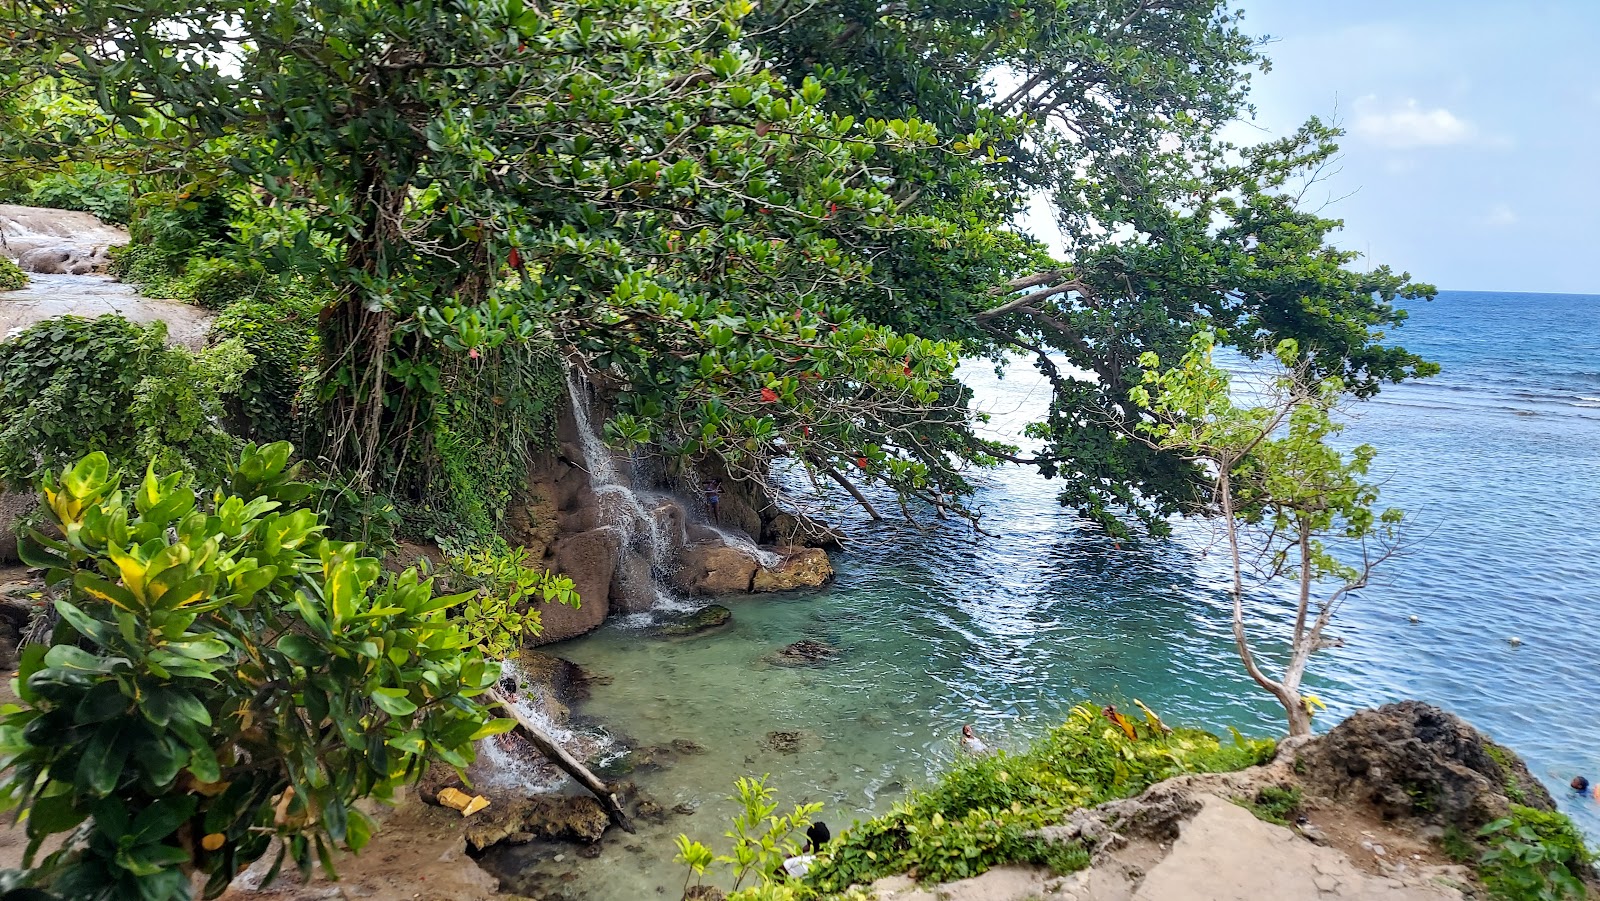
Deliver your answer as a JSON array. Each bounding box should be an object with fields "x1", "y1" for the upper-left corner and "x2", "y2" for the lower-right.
[
  {"x1": 774, "y1": 638, "x2": 839, "y2": 665},
  {"x1": 752, "y1": 547, "x2": 835, "y2": 592},
  {"x1": 0, "y1": 491, "x2": 35, "y2": 564},
  {"x1": 463, "y1": 795, "x2": 610, "y2": 850},
  {"x1": 541, "y1": 526, "x2": 622, "y2": 643},
  {"x1": 1297, "y1": 700, "x2": 1554, "y2": 828},
  {"x1": 673, "y1": 541, "x2": 760, "y2": 595},
  {"x1": 0, "y1": 205, "x2": 127, "y2": 274}
]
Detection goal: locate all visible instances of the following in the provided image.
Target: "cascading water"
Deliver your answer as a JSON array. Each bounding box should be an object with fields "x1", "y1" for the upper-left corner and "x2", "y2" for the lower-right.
[{"x1": 475, "y1": 658, "x2": 616, "y2": 793}]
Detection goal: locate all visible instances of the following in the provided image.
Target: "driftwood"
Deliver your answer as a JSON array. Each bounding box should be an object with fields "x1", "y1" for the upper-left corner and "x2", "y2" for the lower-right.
[{"x1": 484, "y1": 687, "x2": 635, "y2": 833}]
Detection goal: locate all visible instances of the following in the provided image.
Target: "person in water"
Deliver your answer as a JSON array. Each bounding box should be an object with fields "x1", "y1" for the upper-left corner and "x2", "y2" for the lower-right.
[
  {"x1": 703, "y1": 478, "x2": 723, "y2": 523},
  {"x1": 960, "y1": 724, "x2": 988, "y2": 755},
  {"x1": 1572, "y1": 776, "x2": 1599, "y2": 799}
]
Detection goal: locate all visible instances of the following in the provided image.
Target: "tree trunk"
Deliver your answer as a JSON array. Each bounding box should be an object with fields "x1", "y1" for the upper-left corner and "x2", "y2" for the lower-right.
[
  {"x1": 1280, "y1": 690, "x2": 1313, "y2": 737},
  {"x1": 485, "y1": 688, "x2": 635, "y2": 833}
]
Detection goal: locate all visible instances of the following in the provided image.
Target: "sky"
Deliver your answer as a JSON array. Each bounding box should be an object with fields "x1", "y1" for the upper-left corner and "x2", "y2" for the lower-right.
[{"x1": 1027, "y1": 1, "x2": 1600, "y2": 295}]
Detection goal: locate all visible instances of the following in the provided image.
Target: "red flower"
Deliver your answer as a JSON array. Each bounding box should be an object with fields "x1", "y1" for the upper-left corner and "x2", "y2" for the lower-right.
[
  {"x1": 468, "y1": 348, "x2": 481, "y2": 360},
  {"x1": 507, "y1": 247, "x2": 521, "y2": 268},
  {"x1": 856, "y1": 456, "x2": 868, "y2": 469},
  {"x1": 760, "y1": 387, "x2": 779, "y2": 403}
]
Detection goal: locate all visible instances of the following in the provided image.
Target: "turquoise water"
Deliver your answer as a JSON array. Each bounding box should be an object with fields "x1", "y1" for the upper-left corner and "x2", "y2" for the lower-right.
[{"x1": 506, "y1": 290, "x2": 1600, "y2": 898}]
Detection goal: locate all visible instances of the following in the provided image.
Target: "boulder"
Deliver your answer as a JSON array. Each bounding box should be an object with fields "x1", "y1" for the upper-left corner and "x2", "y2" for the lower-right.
[
  {"x1": 609, "y1": 548, "x2": 657, "y2": 614},
  {"x1": 505, "y1": 488, "x2": 561, "y2": 561},
  {"x1": 1295, "y1": 700, "x2": 1555, "y2": 829},
  {"x1": 536, "y1": 526, "x2": 622, "y2": 644},
  {"x1": 672, "y1": 541, "x2": 759, "y2": 595},
  {"x1": 773, "y1": 639, "x2": 839, "y2": 666},
  {"x1": 655, "y1": 604, "x2": 732, "y2": 638},
  {"x1": 463, "y1": 795, "x2": 610, "y2": 850},
  {"x1": 0, "y1": 205, "x2": 127, "y2": 274},
  {"x1": 762, "y1": 511, "x2": 844, "y2": 549},
  {"x1": 752, "y1": 547, "x2": 834, "y2": 592}
]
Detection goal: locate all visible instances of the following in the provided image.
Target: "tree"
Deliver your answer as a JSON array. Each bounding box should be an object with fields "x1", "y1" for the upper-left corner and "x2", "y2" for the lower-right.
[
  {"x1": 1130, "y1": 332, "x2": 1403, "y2": 735},
  {"x1": 0, "y1": 444, "x2": 514, "y2": 898}
]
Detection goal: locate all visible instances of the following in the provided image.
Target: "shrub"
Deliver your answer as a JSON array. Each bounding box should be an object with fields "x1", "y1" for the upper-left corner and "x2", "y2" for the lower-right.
[
  {"x1": 0, "y1": 316, "x2": 247, "y2": 489},
  {"x1": 694, "y1": 704, "x2": 1277, "y2": 900},
  {"x1": 211, "y1": 285, "x2": 323, "y2": 442},
  {"x1": 0, "y1": 257, "x2": 25, "y2": 292},
  {"x1": 0, "y1": 445, "x2": 513, "y2": 900},
  {"x1": 22, "y1": 168, "x2": 132, "y2": 224},
  {"x1": 1478, "y1": 805, "x2": 1592, "y2": 901},
  {"x1": 437, "y1": 540, "x2": 579, "y2": 658}
]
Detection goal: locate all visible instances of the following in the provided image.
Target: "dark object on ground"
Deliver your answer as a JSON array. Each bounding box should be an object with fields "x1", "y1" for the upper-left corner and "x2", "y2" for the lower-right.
[
  {"x1": 767, "y1": 731, "x2": 804, "y2": 754},
  {"x1": 684, "y1": 886, "x2": 726, "y2": 901},
  {"x1": 1296, "y1": 700, "x2": 1554, "y2": 829}
]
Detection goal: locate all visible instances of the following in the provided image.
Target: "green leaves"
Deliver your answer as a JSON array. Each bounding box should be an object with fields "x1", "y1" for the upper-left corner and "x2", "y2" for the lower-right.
[{"x1": 0, "y1": 449, "x2": 506, "y2": 896}]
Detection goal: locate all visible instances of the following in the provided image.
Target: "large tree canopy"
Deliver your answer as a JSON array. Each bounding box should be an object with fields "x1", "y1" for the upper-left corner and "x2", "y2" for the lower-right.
[{"x1": 1, "y1": 0, "x2": 1435, "y2": 537}]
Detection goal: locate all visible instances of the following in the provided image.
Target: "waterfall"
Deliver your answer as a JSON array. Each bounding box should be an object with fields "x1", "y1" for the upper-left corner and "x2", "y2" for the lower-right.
[{"x1": 475, "y1": 657, "x2": 616, "y2": 793}]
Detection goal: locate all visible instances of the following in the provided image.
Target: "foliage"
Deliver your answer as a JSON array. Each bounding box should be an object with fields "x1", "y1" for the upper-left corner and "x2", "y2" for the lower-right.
[
  {"x1": 1238, "y1": 784, "x2": 1303, "y2": 826},
  {"x1": 0, "y1": 445, "x2": 513, "y2": 900},
  {"x1": 0, "y1": 257, "x2": 25, "y2": 292},
  {"x1": 1478, "y1": 806, "x2": 1592, "y2": 901},
  {"x1": 20, "y1": 168, "x2": 132, "y2": 224},
  {"x1": 1131, "y1": 332, "x2": 1404, "y2": 735},
  {"x1": 211, "y1": 285, "x2": 323, "y2": 443},
  {"x1": 439, "y1": 540, "x2": 578, "y2": 659},
  {"x1": 0, "y1": 315, "x2": 246, "y2": 490},
  {"x1": 403, "y1": 343, "x2": 565, "y2": 544},
  {"x1": 690, "y1": 704, "x2": 1273, "y2": 899}
]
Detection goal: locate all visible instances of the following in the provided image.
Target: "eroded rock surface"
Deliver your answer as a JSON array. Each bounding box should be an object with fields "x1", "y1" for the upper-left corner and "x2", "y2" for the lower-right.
[
  {"x1": 0, "y1": 204, "x2": 127, "y2": 274},
  {"x1": 1297, "y1": 700, "x2": 1554, "y2": 828},
  {"x1": 752, "y1": 546, "x2": 835, "y2": 592}
]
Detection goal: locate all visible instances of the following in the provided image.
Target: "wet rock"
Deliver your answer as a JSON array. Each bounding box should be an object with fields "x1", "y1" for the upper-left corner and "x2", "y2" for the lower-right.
[
  {"x1": 577, "y1": 842, "x2": 603, "y2": 859},
  {"x1": 1296, "y1": 700, "x2": 1554, "y2": 830},
  {"x1": 537, "y1": 525, "x2": 623, "y2": 644},
  {"x1": 752, "y1": 547, "x2": 834, "y2": 592},
  {"x1": 774, "y1": 639, "x2": 839, "y2": 665},
  {"x1": 609, "y1": 548, "x2": 658, "y2": 615},
  {"x1": 635, "y1": 797, "x2": 669, "y2": 825},
  {"x1": 656, "y1": 604, "x2": 733, "y2": 638},
  {"x1": 673, "y1": 542, "x2": 758, "y2": 595},
  {"x1": 465, "y1": 796, "x2": 611, "y2": 850},
  {"x1": 671, "y1": 738, "x2": 707, "y2": 755},
  {"x1": 672, "y1": 802, "x2": 699, "y2": 816},
  {"x1": 0, "y1": 205, "x2": 126, "y2": 274},
  {"x1": 766, "y1": 731, "x2": 805, "y2": 754}
]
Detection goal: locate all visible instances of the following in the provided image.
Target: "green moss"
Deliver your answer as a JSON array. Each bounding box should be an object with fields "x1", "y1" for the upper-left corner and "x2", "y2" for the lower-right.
[
  {"x1": 1483, "y1": 743, "x2": 1528, "y2": 805},
  {"x1": 1439, "y1": 826, "x2": 1476, "y2": 864},
  {"x1": 794, "y1": 704, "x2": 1276, "y2": 897},
  {"x1": 0, "y1": 256, "x2": 26, "y2": 292},
  {"x1": 1237, "y1": 784, "x2": 1302, "y2": 826}
]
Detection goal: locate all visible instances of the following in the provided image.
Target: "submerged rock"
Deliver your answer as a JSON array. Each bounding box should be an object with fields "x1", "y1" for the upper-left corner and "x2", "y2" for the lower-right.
[
  {"x1": 752, "y1": 547, "x2": 834, "y2": 592},
  {"x1": 773, "y1": 638, "x2": 839, "y2": 665},
  {"x1": 656, "y1": 604, "x2": 733, "y2": 638},
  {"x1": 1296, "y1": 700, "x2": 1554, "y2": 828}
]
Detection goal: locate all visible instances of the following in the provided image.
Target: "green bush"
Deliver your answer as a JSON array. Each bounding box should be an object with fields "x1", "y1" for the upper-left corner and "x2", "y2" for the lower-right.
[
  {"x1": 0, "y1": 315, "x2": 247, "y2": 489},
  {"x1": 0, "y1": 257, "x2": 25, "y2": 292},
  {"x1": 696, "y1": 705, "x2": 1276, "y2": 900},
  {"x1": 1478, "y1": 805, "x2": 1592, "y2": 901},
  {"x1": 0, "y1": 445, "x2": 512, "y2": 900},
  {"x1": 22, "y1": 168, "x2": 132, "y2": 224},
  {"x1": 211, "y1": 285, "x2": 322, "y2": 441}
]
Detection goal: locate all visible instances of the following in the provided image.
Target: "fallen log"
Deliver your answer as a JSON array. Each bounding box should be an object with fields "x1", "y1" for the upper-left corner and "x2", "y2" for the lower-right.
[{"x1": 484, "y1": 687, "x2": 634, "y2": 833}]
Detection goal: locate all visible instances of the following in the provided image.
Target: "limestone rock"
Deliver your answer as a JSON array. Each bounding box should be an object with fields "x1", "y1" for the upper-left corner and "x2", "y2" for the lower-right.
[
  {"x1": 751, "y1": 547, "x2": 834, "y2": 592},
  {"x1": 656, "y1": 604, "x2": 732, "y2": 638},
  {"x1": 673, "y1": 541, "x2": 758, "y2": 595},
  {"x1": 464, "y1": 795, "x2": 610, "y2": 850},
  {"x1": 0, "y1": 205, "x2": 126, "y2": 274},
  {"x1": 1296, "y1": 700, "x2": 1553, "y2": 829},
  {"x1": 762, "y1": 511, "x2": 844, "y2": 549},
  {"x1": 536, "y1": 526, "x2": 622, "y2": 644}
]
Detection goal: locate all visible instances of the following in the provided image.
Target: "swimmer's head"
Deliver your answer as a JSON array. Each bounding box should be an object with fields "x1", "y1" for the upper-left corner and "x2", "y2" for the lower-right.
[{"x1": 1573, "y1": 776, "x2": 1591, "y2": 793}]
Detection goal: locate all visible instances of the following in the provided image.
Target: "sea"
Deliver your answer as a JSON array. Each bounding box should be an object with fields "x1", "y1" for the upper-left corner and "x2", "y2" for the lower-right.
[{"x1": 490, "y1": 289, "x2": 1600, "y2": 898}]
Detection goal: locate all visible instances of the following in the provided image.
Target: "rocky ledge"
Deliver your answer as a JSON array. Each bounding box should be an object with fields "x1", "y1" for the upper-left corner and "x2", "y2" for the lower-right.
[{"x1": 866, "y1": 702, "x2": 1597, "y2": 901}]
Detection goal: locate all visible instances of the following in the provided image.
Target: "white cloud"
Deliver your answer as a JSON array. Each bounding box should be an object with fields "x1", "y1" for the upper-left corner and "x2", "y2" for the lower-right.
[
  {"x1": 1476, "y1": 204, "x2": 1518, "y2": 228},
  {"x1": 1351, "y1": 96, "x2": 1476, "y2": 148}
]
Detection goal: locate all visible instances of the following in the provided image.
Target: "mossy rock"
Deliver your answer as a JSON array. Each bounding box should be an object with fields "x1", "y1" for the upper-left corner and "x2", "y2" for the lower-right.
[
  {"x1": 0, "y1": 257, "x2": 27, "y2": 292},
  {"x1": 655, "y1": 604, "x2": 732, "y2": 638}
]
